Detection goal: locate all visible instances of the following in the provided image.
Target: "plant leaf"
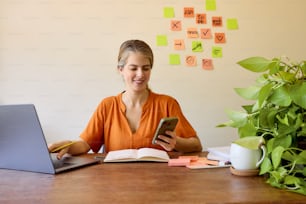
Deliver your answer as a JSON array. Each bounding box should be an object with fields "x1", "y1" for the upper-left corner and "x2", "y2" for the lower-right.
[
  {"x1": 289, "y1": 82, "x2": 306, "y2": 109},
  {"x1": 234, "y1": 86, "x2": 260, "y2": 100},
  {"x1": 257, "y1": 83, "x2": 273, "y2": 108},
  {"x1": 237, "y1": 57, "x2": 272, "y2": 73},
  {"x1": 270, "y1": 86, "x2": 292, "y2": 107},
  {"x1": 259, "y1": 157, "x2": 272, "y2": 175},
  {"x1": 271, "y1": 146, "x2": 285, "y2": 169}
]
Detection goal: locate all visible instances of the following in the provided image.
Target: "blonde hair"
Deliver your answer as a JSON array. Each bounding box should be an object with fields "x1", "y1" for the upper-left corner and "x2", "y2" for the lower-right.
[{"x1": 117, "y1": 40, "x2": 154, "y2": 68}]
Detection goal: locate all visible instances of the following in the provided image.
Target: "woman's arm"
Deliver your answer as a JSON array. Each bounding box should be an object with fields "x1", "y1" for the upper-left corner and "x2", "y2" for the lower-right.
[
  {"x1": 155, "y1": 130, "x2": 203, "y2": 153},
  {"x1": 174, "y1": 136, "x2": 203, "y2": 152},
  {"x1": 48, "y1": 139, "x2": 91, "y2": 160}
]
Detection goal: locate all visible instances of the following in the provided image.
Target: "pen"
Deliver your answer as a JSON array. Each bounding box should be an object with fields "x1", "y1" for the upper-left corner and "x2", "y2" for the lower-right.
[{"x1": 51, "y1": 141, "x2": 76, "y2": 153}]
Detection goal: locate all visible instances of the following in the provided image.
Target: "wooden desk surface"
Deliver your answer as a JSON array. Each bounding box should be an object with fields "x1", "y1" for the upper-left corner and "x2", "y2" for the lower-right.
[{"x1": 0, "y1": 152, "x2": 305, "y2": 204}]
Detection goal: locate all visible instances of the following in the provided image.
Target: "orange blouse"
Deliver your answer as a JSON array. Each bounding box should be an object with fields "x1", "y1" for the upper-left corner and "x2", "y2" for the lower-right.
[{"x1": 80, "y1": 91, "x2": 197, "y2": 153}]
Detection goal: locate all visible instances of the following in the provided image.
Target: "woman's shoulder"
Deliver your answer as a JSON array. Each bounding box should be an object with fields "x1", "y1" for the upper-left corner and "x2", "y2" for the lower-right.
[
  {"x1": 98, "y1": 93, "x2": 122, "y2": 106},
  {"x1": 150, "y1": 91, "x2": 178, "y2": 103}
]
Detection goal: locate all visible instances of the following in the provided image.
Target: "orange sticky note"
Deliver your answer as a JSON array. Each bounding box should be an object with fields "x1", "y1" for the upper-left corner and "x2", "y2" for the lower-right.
[
  {"x1": 185, "y1": 56, "x2": 197, "y2": 66},
  {"x1": 202, "y1": 59, "x2": 213, "y2": 70},
  {"x1": 171, "y1": 20, "x2": 182, "y2": 31},
  {"x1": 178, "y1": 155, "x2": 199, "y2": 162},
  {"x1": 212, "y1": 16, "x2": 223, "y2": 27},
  {"x1": 174, "y1": 39, "x2": 185, "y2": 50},
  {"x1": 187, "y1": 28, "x2": 199, "y2": 38},
  {"x1": 168, "y1": 158, "x2": 191, "y2": 166},
  {"x1": 200, "y1": 28, "x2": 212, "y2": 39},
  {"x1": 184, "y1": 7, "x2": 194, "y2": 18},
  {"x1": 214, "y1": 33, "x2": 226, "y2": 43},
  {"x1": 196, "y1": 13, "x2": 207, "y2": 24}
]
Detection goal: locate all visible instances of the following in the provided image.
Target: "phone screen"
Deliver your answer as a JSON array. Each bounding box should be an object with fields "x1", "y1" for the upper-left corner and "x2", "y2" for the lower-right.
[{"x1": 152, "y1": 117, "x2": 178, "y2": 144}]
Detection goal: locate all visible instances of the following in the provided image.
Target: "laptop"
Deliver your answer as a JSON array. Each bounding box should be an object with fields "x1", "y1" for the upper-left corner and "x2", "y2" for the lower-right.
[{"x1": 0, "y1": 104, "x2": 100, "y2": 174}]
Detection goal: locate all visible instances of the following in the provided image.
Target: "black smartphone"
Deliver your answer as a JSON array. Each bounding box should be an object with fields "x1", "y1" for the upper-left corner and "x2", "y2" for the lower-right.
[{"x1": 152, "y1": 117, "x2": 179, "y2": 144}]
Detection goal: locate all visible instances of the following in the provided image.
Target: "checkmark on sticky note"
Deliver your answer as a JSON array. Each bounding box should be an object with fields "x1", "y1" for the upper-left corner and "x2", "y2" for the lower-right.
[{"x1": 169, "y1": 54, "x2": 181, "y2": 65}]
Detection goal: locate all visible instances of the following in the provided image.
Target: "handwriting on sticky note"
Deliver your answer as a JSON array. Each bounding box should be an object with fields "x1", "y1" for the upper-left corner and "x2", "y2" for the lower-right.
[
  {"x1": 156, "y1": 35, "x2": 168, "y2": 46},
  {"x1": 174, "y1": 39, "x2": 185, "y2": 50},
  {"x1": 212, "y1": 46, "x2": 222, "y2": 58},
  {"x1": 196, "y1": 13, "x2": 207, "y2": 24},
  {"x1": 187, "y1": 28, "x2": 199, "y2": 38},
  {"x1": 186, "y1": 56, "x2": 197, "y2": 66},
  {"x1": 202, "y1": 59, "x2": 213, "y2": 70},
  {"x1": 227, "y1": 18, "x2": 239, "y2": 30},
  {"x1": 169, "y1": 54, "x2": 181, "y2": 65},
  {"x1": 192, "y1": 41, "x2": 203, "y2": 52},
  {"x1": 164, "y1": 7, "x2": 175, "y2": 18},
  {"x1": 171, "y1": 20, "x2": 182, "y2": 31},
  {"x1": 212, "y1": 16, "x2": 223, "y2": 27},
  {"x1": 214, "y1": 33, "x2": 226, "y2": 43},
  {"x1": 200, "y1": 28, "x2": 212, "y2": 39},
  {"x1": 184, "y1": 7, "x2": 194, "y2": 18}
]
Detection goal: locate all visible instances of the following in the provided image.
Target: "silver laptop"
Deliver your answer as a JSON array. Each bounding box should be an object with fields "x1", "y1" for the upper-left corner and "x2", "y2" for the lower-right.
[{"x1": 0, "y1": 104, "x2": 100, "y2": 174}]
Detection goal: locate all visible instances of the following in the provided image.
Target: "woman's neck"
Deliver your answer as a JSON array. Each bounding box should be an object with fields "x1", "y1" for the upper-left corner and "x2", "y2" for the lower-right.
[{"x1": 122, "y1": 89, "x2": 149, "y2": 107}]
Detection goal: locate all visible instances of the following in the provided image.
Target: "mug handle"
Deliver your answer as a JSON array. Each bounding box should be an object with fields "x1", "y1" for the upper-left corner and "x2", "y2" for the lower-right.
[{"x1": 256, "y1": 145, "x2": 266, "y2": 168}]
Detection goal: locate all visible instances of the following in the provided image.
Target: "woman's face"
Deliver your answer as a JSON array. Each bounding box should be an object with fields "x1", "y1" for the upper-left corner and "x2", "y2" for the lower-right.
[{"x1": 119, "y1": 52, "x2": 152, "y2": 93}]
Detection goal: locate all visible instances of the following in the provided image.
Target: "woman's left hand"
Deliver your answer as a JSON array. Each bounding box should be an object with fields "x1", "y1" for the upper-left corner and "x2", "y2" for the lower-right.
[{"x1": 155, "y1": 130, "x2": 177, "y2": 151}]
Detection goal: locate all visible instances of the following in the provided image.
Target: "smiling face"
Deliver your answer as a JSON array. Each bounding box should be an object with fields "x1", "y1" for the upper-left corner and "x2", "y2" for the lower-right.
[{"x1": 118, "y1": 51, "x2": 152, "y2": 93}]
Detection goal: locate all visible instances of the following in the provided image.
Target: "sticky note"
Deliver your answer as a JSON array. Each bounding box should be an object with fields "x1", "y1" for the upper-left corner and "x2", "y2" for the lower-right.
[
  {"x1": 169, "y1": 54, "x2": 181, "y2": 65},
  {"x1": 200, "y1": 28, "x2": 212, "y2": 39},
  {"x1": 171, "y1": 20, "x2": 182, "y2": 31},
  {"x1": 212, "y1": 46, "x2": 222, "y2": 58},
  {"x1": 214, "y1": 33, "x2": 226, "y2": 43},
  {"x1": 178, "y1": 155, "x2": 199, "y2": 162},
  {"x1": 156, "y1": 35, "x2": 168, "y2": 46},
  {"x1": 174, "y1": 39, "x2": 185, "y2": 50},
  {"x1": 196, "y1": 13, "x2": 207, "y2": 24},
  {"x1": 227, "y1": 18, "x2": 239, "y2": 30},
  {"x1": 168, "y1": 158, "x2": 190, "y2": 167},
  {"x1": 184, "y1": 7, "x2": 194, "y2": 18},
  {"x1": 192, "y1": 41, "x2": 203, "y2": 52},
  {"x1": 186, "y1": 56, "x2": 197, "y2": 66},
  {"x1": 206, "y1": 0, "x2": 216, "y2": 11},
  {"x1": 212, "y1": 16, "x2": 223, "y2": 27},
  {"x1": 202, "y1": 59, "x2": 213, "y2": 70},
  {"x1": 164, "y1": 7, "x2": 175, "y2": 18},
  {"x1": 187, "y1": 28, "x2": 199, "y2": 38}
]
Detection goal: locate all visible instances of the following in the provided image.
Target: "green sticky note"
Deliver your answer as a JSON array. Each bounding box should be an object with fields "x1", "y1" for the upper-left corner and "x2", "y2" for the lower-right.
[
  {"x1": 212, "y1": 46, "x2": 223, "y2": 58},
  {"x1": 206, "y1": 0, "x2": 216, "y2": 11},
  {"x1": 227, "y1": 18, "x2": 239, "y2": 30},
  {"x1": 192, "y1": 41, "x2": 203, "y2": 52},
  {"x1": 156, "y1": 35, "x2": 168, "y2": 46},
  {"x1": 169, "y1": 54, "x2": 181, "y2": 65},
  {"x1": 164, "y1": 7, "x2": 175, "y2": 18}
]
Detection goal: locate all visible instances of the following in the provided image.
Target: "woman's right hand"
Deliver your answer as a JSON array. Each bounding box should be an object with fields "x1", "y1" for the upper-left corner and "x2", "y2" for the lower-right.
[{"x1": 48, "y1": 140, "x2": 75, "y2": 160}]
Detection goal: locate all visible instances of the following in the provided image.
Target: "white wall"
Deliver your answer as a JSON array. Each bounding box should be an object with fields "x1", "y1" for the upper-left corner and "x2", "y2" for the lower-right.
[{"x1": 1, "y1": 0, "x2": 306, "y2": 149}]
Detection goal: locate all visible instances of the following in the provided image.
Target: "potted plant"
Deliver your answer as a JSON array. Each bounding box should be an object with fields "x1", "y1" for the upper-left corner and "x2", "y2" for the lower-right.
[{"x1": 217, "y1": 56, "x2": 306, "y2": 195}]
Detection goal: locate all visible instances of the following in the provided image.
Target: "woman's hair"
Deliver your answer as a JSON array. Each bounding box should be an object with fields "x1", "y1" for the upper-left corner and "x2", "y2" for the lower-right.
[{"x1": 117, "y1": 40, "x2": 154, "y2": 68}]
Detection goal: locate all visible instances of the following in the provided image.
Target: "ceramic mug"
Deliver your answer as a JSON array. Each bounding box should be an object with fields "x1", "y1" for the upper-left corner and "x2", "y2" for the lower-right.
[{"x1": 230, "y1": 143, "x2": 266, "y2": 170}]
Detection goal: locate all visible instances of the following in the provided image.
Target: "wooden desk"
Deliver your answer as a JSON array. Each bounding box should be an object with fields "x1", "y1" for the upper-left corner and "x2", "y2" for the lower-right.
[{"x1": 0, "y1": 152, "x2": 305, "y2": 203}]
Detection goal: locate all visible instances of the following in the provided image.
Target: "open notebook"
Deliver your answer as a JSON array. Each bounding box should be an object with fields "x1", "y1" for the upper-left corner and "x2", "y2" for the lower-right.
[{"x1": 0, "y1": 104, "x2": 99, "y2": 174}]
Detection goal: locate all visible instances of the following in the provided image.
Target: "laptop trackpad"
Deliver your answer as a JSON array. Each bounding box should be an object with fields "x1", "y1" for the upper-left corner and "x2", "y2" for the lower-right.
[{"x1": 51, "y1": 155, "x2": 75, "y2": 169}]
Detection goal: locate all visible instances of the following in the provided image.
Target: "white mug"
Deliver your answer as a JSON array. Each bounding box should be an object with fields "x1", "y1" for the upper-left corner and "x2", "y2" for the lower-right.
[{"x1": 230, "y1": 143, "x2": 266, "y2": 170}]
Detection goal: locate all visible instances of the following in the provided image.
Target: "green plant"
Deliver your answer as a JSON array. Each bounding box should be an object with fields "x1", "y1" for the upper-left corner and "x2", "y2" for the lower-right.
[{"x1": 218, "y1": 56, "x2": 306, "y2": 195}]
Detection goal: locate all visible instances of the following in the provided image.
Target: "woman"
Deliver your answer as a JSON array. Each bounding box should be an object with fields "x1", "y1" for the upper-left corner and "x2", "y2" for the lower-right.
[{"x1": 49, "y1": 39, "x2": 202, "y2": 159}]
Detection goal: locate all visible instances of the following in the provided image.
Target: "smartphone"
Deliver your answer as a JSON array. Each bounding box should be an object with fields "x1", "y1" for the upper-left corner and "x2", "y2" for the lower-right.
[{"x1": 152, "y1": 117, "x2": 179, "y2": 144}]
